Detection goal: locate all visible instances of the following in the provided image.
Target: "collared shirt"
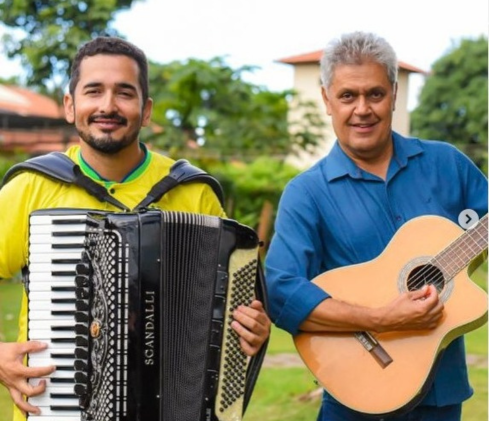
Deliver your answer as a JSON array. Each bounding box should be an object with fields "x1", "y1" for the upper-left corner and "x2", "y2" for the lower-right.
[{"x1": 265, "y1": 131, "x2": 488, "y2": 406}]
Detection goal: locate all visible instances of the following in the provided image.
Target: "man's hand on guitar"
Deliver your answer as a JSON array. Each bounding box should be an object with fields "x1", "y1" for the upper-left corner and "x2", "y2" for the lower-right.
[
  {"x1": 231, "y1": 300, "x2": 271, "y2": 357},
  {"x1": 0, "y1": 341, "x2": 55, "y2": 415},
  {"x1": 378, "y1": 284, "x2": 445, "y2": 332}
]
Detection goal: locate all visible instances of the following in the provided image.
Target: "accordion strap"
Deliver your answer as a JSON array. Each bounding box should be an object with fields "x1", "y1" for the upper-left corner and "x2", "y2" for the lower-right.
[
  {"x1": 134, "y1": 159, "x2": 225, "y2": 210},
  {"x1": 243, "y1": 257, "x2": 270, "y2": 413},
  {"x1": 2, "y1": 152, "x2": 224, "y2": 209}
]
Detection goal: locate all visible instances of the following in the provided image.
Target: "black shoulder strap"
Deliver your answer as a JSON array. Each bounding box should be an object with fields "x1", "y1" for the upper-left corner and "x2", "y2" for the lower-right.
[
  {"x1": 2, "y1": 152, "x2": 78, "y2": 185},
  {"x1": 134, "y1": 159, "x2": 225, "y2": 210},
  {"x1": 2, "y1": 154, "x2": 224, "y2": 211},
  {"x1": 1, "y1": 152, "x2": 130, "y2": 211}
]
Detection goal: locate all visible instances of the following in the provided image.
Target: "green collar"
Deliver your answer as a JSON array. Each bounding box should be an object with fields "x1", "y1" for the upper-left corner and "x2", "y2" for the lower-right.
[{"x1": 78, "y1": 143, "x2": 151, "y2": 187}]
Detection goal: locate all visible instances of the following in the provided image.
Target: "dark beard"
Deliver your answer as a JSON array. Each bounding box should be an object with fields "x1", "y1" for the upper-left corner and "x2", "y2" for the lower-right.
[{"x1": 77, "y1": 129, "x2": 139, "y2": 154}]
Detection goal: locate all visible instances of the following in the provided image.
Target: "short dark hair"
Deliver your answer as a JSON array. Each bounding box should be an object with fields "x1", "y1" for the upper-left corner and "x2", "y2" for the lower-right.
[{"x1": 69, "y1": 36, "x2": 149, "y2": 104}]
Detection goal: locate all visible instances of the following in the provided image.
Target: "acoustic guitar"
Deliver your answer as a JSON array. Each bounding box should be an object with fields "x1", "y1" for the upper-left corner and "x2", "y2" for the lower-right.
[{"x1": 294, "y1": 214, "x2": 488, "y2": 417}]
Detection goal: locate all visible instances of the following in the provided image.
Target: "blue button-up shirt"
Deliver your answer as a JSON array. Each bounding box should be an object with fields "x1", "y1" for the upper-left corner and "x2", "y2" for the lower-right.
[{"x1": 265, "y1": 132, "x2": 488, "y2": 406}]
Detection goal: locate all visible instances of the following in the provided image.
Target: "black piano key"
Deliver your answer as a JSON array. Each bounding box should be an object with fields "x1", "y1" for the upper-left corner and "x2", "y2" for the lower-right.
[
  {"x1": 51, "y1": 377, "x2": 76, "y2": 383},
  {"x1": 51, "y1": 326, "x2": 75, "y2": 331},
  {"x1": 53, "y1": 230, "x2": 86, "y2": 236},
  {"x1": 50, "y1": 393, "x2": 77, "y2": 399},
  {"x1": 52, "y1": 338, "x2": 76, "y2": 343},
  {"x1": 75, "y1": 275, "x2": 89, "y2": 287},
  {"x1": 74, "y1": 324, "x2": 89, "y2": 335},
  {"x1": 75, "y1": 287, "x2": 90, "y2": 299},
  {"x1": 52, "y1": 310, "x2": 76, "y2": 316},
  {"x1": 50, "y1": 405, "x2": 81, "y2": 411},
  {"x1": 51, "y1": 353, "x2": 75, "y2": 359},
  {"x1": 52, "y1": 286, "x2": 76, "y2": 292},
  {"x1": 54, "y1": 365, "x2": 75, "y2": 371},
  {"x1": 52, "y1": 271, "x2": 77, "y2": 277},
  {"x1": 76, "y1": 263, "x2": 91, "y2": 275},
  {"x1": 52, "y1": 218, "x2": 87, "y2": 225},
  {"x1": 74, "y1": 372, "x2": 88, "y2": 384},
  {"x1": 75, "y1": 348, "x2": 88, "y2": 360},
  {"x1": 52, "y1": 258, "x2": 84, "y2": 264},
  {"x1": 75, "y1": 301, "x2": 89, "y2": 311},
  {"x1": 53, "y1": 243, "x2": 85, "y2": 249},
  {"x1": 52, "y1": 298, "x2": 77, "y2": 304},
  {"x1": 75, "y1": 312, "x2": 89, "y2": 323},
  {"x1": 76, "y1": 336, "x2": 88, "y2": 347}
]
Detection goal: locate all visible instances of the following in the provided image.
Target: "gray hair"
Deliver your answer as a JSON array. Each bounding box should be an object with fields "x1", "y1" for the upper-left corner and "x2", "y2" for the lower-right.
[{"x1": 320, "y1": 31, "x2": 398, "y2": 88}]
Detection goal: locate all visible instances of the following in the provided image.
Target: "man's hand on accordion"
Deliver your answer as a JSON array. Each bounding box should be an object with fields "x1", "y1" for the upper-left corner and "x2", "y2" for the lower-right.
[
  {"x1": 231, "y1": 300, "x2": 271, "y2": 356},
  {"x1": 0, "y1": 340, "x2": 55, "y2": 415}
]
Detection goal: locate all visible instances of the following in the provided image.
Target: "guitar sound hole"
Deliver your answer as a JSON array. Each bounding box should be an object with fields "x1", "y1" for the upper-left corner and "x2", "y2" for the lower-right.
[{"x1": 406, "y1": 264, "x2": 445, "y2": 293}]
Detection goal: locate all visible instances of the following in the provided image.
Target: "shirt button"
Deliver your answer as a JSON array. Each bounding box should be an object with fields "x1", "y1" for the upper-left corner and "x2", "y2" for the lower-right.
[
  {"x1": 109, "y1": 188, "x2": 116, "y2": 194},
  {"x1": 395, "y1": 215, "x2": 402, "y2": 221}
]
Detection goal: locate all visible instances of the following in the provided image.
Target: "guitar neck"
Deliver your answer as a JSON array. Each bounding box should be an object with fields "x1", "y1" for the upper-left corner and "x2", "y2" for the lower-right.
[{"x1": 432, "y1": 214, "x2": 488, "y2": 279}]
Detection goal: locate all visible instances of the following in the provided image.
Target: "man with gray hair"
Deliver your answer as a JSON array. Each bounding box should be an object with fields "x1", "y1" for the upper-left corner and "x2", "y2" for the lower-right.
[{"x1": 266, "y1": 31, "x2": 487, "y2": 420}]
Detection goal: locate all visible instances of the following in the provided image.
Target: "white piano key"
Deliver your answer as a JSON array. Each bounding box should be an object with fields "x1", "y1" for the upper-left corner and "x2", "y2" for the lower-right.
[
  {"x1": 30, "y1": 224, "x2": 87, "y2": 234},
  {"x1": 28, "y1": 291, "x2": 77, "y2": 301},
  {"x1": 29, "y1": 301, "x2": 76, "y2": 311},
  {"x1": 29, "y1": 244, "x2": 85, "y2": 254},
  {"x1": 29, "y1": 263, "x2": 79, "y2": 273},
  {"x1": 27, "y1": 414, "x2": 81, "y2": 421},
  {"x1": 29, "y1": 252, "x2": 83, "y2": 263},
  {"x1": 29, "y1": 273, "x2": 78, "y2": 283},
  {"x1": 29, "y1": 395, "x2": 80, "y2": 407},
  {"x1": 29, "y1": 234, "x2": 85, "y2": 245},
  {"x1": 28, "y1": 309, "x2": 76, "y2": 320},
  {"x1": 29, "y1": 281, "x2": 76, "y2": 292},
  {"x1": 30, "y1": 214, "x2": 87, "y2": 224},
  {"x1": 29, "y1": 319, "x2": 76, "y2": 330},
  {"x1": 29, "y1": 346, "x2": 75, "y2": 360},
  {"x1": 29, "y1": 329, "x2": 75, "y2": 341},
  {"x1": 28, "y1": 406, "x2": 81, "y2": 418},
  {"x1": 28, "y1": 360, "x2": 74, "y2": 371}
]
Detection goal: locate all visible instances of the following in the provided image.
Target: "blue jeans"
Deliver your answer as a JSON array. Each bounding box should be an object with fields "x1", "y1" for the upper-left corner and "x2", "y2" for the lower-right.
[{"x1": 317, "y1": 400, "x2": 462, "y2": 421}]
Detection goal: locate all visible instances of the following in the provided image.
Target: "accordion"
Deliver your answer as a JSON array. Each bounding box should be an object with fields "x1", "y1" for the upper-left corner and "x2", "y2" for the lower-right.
[{"x1": 26, "y1": 208, "x2": 268, "y2": 421}]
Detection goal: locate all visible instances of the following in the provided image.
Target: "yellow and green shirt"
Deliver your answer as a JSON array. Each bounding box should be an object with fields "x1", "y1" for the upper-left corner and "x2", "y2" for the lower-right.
[{"x1": 0, "y1": 144, "x2": 224, "y2": 421}]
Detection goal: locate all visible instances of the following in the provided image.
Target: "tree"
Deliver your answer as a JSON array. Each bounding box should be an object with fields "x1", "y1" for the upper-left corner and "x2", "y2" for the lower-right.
[
  {"x1": 0, "y1": 0, "x2": 141, "y2": 99},
  {"x1": 146, "y1": 57, "x2": 325, "y2": 162},
  {"x1": 410, "y1": 36, "x2": 488, "y2": 171}
]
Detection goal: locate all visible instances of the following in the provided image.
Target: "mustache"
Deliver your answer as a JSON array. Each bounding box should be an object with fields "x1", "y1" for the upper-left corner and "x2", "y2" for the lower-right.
[{"x1": 88, "y1": 113, "x2": 127, "y2": 125}]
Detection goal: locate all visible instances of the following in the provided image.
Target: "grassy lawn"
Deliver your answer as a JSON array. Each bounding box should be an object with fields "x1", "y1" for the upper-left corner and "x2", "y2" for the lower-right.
[{"x1": 0, "y1": 263, "x2": 486, "y2": 421}]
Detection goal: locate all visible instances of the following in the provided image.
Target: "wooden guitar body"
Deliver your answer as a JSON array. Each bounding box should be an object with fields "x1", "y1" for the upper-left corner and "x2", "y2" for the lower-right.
[{"x1": 294, "y1": 215, "x2": 488, "y2": 417}]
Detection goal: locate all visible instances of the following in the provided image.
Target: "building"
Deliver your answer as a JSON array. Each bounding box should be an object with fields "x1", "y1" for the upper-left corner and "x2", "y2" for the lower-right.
[
  {"x1": 277, "y1": 50, "x2": 428, "y2": 167},
  {"x1": 0, "y1": 84, "x2": 77, "y2": 155}
]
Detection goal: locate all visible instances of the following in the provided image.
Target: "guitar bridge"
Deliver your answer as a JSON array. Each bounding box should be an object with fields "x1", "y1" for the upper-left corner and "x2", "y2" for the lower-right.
[{"x1": 354, "y1": 331, "x2": 393, "y2": 368}]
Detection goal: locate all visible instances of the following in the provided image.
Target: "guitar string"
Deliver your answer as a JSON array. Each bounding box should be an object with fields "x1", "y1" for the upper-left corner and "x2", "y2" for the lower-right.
[
  {"x1": 407, "y1": 220, "x2": 487, "y2": 290},
  {"x1": 400, "y1": 215, "x2": 487, "y2": 292}
]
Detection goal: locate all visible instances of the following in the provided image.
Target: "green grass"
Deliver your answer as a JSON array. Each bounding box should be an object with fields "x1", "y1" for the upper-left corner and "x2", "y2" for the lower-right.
[{"x1": 0, "y1": 263, "x2": 487, "y2": 421}]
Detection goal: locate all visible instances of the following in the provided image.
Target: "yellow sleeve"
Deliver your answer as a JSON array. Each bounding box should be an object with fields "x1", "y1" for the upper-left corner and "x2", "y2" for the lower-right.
[{"x1": 0, "y1": 173, "x2": 34, "y2": 279}]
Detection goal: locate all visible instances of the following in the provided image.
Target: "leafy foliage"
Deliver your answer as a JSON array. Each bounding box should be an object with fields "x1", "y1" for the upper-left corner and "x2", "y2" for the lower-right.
[
  {"x1": 410, "y1": 37, "x2": 488, "y2": 171},
  {"x1": 206, "y1": 157, "x2": 300, "y2": 230},
  {"x1": 145, "y1": 58, "x2": 325, "y2": 162},
  {"x1": 0, "y1": 0, "x2": 141, "y2": 98}
]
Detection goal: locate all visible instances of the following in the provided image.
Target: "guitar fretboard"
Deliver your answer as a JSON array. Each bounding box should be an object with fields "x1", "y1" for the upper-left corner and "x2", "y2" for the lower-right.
[{"x1": 431, "y1": 214, "x2": 488, "y2": 280}]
